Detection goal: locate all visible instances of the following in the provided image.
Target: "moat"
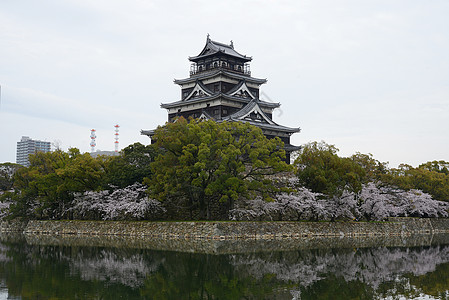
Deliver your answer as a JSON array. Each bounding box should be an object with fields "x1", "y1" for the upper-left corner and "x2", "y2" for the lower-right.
[{"x1": 1, "y1": 232, "x2": 449, "y2": 299}]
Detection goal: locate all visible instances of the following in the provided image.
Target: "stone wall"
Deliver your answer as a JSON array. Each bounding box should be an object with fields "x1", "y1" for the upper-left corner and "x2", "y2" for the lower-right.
[
  {"x1": 0, "y1": 220, "x2": 28, "y2": 233},
  {"x1": 20, "y1": 232, "x2": 449, "y2": 255},
  {"x1": 1, "y1": 218, "x2": 447, "y2": 240}
]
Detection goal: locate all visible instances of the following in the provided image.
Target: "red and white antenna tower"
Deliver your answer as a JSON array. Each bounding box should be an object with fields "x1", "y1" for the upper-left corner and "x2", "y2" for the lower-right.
[
  {"x1": 90, "y1": 129, "x2": 96, "y2": 152},
  {"x1": 114, "y1": 124, "x2": 120, "y2": 152}
]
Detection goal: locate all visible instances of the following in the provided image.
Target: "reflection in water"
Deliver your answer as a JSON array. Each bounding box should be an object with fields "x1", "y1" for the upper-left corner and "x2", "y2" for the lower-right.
[
  {"x1": 70, "y1": 249, "x2": 164, "y2": 288},
  {"x1": 0, "y1": 234, "x2": 448, "y2": 299},
  {"x1": 230, "y1": 247, "x2": 449, "y2": 299}
]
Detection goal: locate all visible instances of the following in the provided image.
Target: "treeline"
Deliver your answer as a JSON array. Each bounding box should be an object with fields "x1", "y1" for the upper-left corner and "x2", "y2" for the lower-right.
[
  {"x1": 232, "y1": 142, "x2": 449, "y2": 222},
  {"x1": 294, "y1": 141, "x2": 449, "y2": 203},
  {"x1": 1, "y1": 118, "x2": 448, "y2": 221}
]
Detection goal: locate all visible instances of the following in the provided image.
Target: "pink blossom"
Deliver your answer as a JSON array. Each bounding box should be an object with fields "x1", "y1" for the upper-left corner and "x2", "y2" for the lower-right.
[{"x1": 69, "y1": 183, "x2": 165, "y2": 220}]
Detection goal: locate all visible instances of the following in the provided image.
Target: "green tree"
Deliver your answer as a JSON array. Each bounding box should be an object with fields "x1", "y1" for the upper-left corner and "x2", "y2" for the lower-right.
[
  {"x1": 9, "y1": 148, "x2": 105, "y2": 219},
  {"x1": 104, "y1": 142, "x2": 155, "y2": 188},
  {"x1": 350, "y1": 152, "x2": 389, "y2": 183},
  {"x1": 419, "y1": 160, "x2": 449, "y2": 175},
  {"x1": 386, "y1": 163, "x2": 449, "y2": 202},
  {"x1": 294, "y1": 141, "x2": 365, "y2": 197},
  {"x1": 144, "y1": 118, "x2": 290, "y2": 220}
]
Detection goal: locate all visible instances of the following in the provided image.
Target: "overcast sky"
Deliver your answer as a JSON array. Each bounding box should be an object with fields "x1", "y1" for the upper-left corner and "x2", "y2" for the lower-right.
[{"x1": 1, "y1": 0, "x2": 448, "y2": 168}]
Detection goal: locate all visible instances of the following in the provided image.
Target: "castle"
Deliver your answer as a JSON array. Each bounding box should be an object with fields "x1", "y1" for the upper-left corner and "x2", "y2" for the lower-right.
[{"x1": 142, "y1": 35, "x2": 300, "y2": 161}]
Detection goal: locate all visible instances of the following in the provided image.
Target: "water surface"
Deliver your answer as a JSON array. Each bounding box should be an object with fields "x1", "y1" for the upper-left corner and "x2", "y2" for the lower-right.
[{"x1": 1, "y1": 233, "x2": 448, "y2": 299}]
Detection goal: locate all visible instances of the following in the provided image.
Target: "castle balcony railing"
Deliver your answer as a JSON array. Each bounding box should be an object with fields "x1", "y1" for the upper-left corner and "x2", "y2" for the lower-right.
[{"x1": 190, "y1": 63, "x2": 251, "y2": 77}]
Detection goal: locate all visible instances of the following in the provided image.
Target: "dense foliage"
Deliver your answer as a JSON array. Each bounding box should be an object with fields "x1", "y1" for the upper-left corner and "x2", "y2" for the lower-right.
[
  {"x1": 103, "y1": 143, "x2": 154, "y2": 189},
  {"x1": 6, "y1": 148, "x2": 105, "y2": 219},
  {"x1": 145, "y1": 117, "x2": 290, "y2": 220},
  {"x1": 384, "y1": 162, "x2": 449, "y2": 202},
  {"x1": 294, "y1": 141, "x2": 449, "y2": 203},
  {"x1": 0, "y1": 143, "x2": 156, "y2": 220},
  {"x1": 294, "y1": 141, "x2": 365, "y2": 197},
  {"x1": 0, "y1": 121, "x2": 447, "y2": 221}
]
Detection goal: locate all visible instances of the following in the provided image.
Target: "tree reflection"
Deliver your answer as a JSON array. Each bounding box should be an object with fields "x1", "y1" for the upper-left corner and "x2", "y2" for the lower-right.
[{"x1": 0, "y1": 235, "x2": 448, "y2": 299}]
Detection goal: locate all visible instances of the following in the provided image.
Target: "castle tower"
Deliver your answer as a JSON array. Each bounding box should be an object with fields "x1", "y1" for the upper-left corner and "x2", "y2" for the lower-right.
[{"x1": 142, "y1": 36, "x2": 300, "y2": 161}]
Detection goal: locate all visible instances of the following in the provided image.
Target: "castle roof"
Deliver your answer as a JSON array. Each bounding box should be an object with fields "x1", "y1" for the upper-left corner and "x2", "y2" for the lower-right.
[
  {"x1": 174, "y1": 69, "x2": 267, "y2": 85},
  {"x1": 189, "y1": 36, "x2": 252, "y2": 62},
  {"x1": 160, "y1": 93, "x2": 280, "y2": 110},
  {"x1": 223, "y1": 99, "x2": 300, "y2": 134}
]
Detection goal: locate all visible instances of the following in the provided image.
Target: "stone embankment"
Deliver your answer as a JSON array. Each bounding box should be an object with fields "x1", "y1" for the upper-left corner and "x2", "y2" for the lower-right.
[{"x1": 1, "y1": 218, "x2": 449, "y2": 240}]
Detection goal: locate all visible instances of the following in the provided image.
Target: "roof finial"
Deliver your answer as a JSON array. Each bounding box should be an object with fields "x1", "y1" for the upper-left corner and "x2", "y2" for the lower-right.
[
  {"x1": 230, "y1": 40, "x2": 234, "y2": 48},
  {"x1": 207, "y1": 33, "x2": 210, "y2": 41}
]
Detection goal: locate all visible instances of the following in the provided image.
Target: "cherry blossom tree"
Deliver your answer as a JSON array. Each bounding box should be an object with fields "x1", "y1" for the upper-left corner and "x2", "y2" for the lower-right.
[
  {"x1": 390, "y1": 188, "x2": 448, "y2": 218},
  {"x1": 69, "y1": 183, "x2": 165, "y2": 221},
  {"x1": 359, "y1": 182, "x2": 449, "y2": 220},
  {"x1": 229, "y1": 188, "x2": 327, "y2": 221},
  {"x1": 0, "y1": 200, "x2": 10, "y2": 220},
  {"x1": 230, "y1": 181, "x2": 448, "y2": 221},
  {"x1": 229, "y1": 197, "x2": 278, "y2": 221},
  {"x1": 273, "y1": 188, "x2": 328, "y2": 221},
  {"x1": 0, "y1": 162, "x2": 22, "y2": 191},
  {"x1": 324, "y1": 189, "x2": 361, "y2": 221},
  {"x1": 359, "y1": 182, "x2": 396, "y2": 221}
]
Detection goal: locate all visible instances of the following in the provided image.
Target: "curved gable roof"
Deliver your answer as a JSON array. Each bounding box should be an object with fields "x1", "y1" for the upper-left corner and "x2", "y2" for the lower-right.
[
  {"x1": 223, "y1": 100, "x2": 301, "y2": 134},
  {"x1": 184, "y1": 80, "x2": 214, "y2": 100},
  {"x1": 189, "y1": 36, "x2": 252, "y2": 62},
  {"x1": 224, "y1": 99, "x2": 274, "y2": 125},
  {"x1": 227, "y1": 81, "x2": 255, "y2": 99}
]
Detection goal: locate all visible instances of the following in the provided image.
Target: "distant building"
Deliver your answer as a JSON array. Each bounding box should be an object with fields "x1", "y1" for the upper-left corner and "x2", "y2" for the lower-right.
[
  {"x1": 141, "y1": 35, "x2": 300, "y2": 162},
  {"x1": 16, "y1": 136, "x2": 51, "y2": 167}
]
